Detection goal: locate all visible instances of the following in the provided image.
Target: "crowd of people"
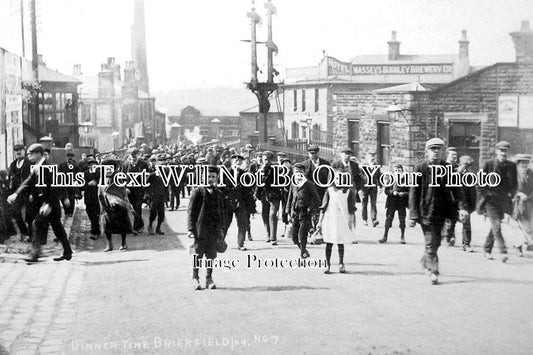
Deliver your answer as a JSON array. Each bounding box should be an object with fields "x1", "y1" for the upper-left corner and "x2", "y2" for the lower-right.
[{"x1": 1, "y1": 138, "x2": 532, "y2": 287}]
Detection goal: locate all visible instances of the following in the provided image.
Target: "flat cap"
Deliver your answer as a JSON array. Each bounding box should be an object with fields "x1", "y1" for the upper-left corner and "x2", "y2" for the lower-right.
[
  {"x1": 308, "y1": 145, "x2": 319, "y2": 153},
  {"x1": 14, "y1": 144, "x2": 25, "y2": 151},
  {"x1": 293, "y1": 162, "x2": 306, "y2": 170},
  {"x1": 367, "y1": 148, "x2": 377, "y2": 155},
  {"x1": 27, "y1": 143, "x2": 43, "y2": 154},
  {"x1": 157, "y1": 154, "x2": 167, "y2": 161},
  {"x1": 245, "y1": 144, "x2": 253, "y2": 149},
  {"x1": 425, "y1": 138, "x2": 445, "y2": 149},
  {"x1": 262, "y1": 150, "x2": 274, "y2": 159},
  {"x1": 495, "y1": 141, "x2": 511, "y2": 150},
  {"x1": 280, "y1": 158, "x2": 291, "y2": 165},
  {"x1": 130, "y1": 148, "x2": 140, "y2": 156},
  {"x1": 341, "y1": 147, "x2": 353, "y2": 154},
  {"x1": 231, "y1": 154, "x2": 244, "y2": 160},
  {"x1": 515, "y1": 153, "x2": 531, "y2": 162},
  {"x1": 276, "y1": 152, "x2": 287, "y2": 157},
  {"x1": 392, "y1": 162, "x2": 403, "y2": 169},
  {"x1": 196, "y1": 157, "x2": 207, "y2": 164},
  {"x1": 446, "y1": 147, "x2": 457, "y2": 153}
]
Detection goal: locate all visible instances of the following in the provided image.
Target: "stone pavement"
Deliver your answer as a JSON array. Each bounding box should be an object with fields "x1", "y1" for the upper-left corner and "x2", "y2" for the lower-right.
[{"x1": 1, "y1": 195, "x2": 533, "y2": 354}]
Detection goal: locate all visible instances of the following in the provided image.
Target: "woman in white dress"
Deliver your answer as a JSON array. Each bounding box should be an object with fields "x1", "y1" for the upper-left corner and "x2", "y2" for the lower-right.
[{"x1": 317, "y1": 162, "x2": 357, "y2": 274}]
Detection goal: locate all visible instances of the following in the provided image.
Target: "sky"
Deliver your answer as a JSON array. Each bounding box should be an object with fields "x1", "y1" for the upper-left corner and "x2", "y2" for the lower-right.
[{"x1": 0, "y1": 0, "x2": 532, "y2": 91}]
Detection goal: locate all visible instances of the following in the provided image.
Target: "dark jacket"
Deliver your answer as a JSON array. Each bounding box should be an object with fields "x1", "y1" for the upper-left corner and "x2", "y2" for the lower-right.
[
  {"x1": 458, "y1": 166, "x2": 477, "y2": 213},
  {"x1": 385, "y1": 183, "x2": 409, "y2": 210},
  {"x1": 187, "y1": 186, "x2": 224, "y2": 242},
  {"x1": 409, "y1": 159, "x2": 465, "y2": 224},
  {"x1": 255, "y1": 162, "x2": 285, "y2": 202},
  {"x1": 301, "y1": 157, "x2": 330, "y2": 199},
  {"x1": 122, "y1": 159, "x2": 149, "y2": 195},
  {"x1": 285, "y1": 179, "x2": 321, "y2": 216},
  {"x1": 83, "y1": 169, "x2": 100, "y2": 206},
  {"x1": 15, "y1": 161, "x2": 68, "y2": 220},
  {"x1": 476, "y1": 158, "x2": 517, "y2": 215},
  {"x1": 8, "y1": 158, "x2": 31, "y2": 193}
]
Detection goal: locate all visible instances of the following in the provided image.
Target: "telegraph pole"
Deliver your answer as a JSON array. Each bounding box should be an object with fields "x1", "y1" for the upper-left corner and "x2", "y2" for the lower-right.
[
  {"x1": 20, "y1": 0, "x2": 25, "y2": 58},
  {"x1": 30, "y1": 0, "x2": 40, "y2": 134},
  {"x1": 246, "y1": 0, "x2": 278, "y2": 146}
]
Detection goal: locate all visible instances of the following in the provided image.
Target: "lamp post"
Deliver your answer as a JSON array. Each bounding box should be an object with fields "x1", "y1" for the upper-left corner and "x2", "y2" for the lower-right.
[
  {"x1": 300, "y1": 116, "x2": 312, "y2": 145},
  {"x1": 386, "y1": 101, "x2": 408, "y2": 124},
  {"x1": 112, "y1": 131, "x2": 119, "y2": 151}
]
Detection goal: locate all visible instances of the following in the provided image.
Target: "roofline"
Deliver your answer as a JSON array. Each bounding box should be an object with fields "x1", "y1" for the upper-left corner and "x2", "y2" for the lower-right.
[{"x1": 430, "y1": 62, "x2": 518, "y2": 94}]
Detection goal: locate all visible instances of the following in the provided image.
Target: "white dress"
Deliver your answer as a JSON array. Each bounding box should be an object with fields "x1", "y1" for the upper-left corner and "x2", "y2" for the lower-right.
[{"x1": 321, "y1": 187, "x2": 356, "y2": 244}]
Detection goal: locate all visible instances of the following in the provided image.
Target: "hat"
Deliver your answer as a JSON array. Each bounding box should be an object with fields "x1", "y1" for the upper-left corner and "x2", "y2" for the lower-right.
[
  {"x1": 143, "y1": 154, "x2": 151, "y2": 160},
  {"x1": 515, "y1": 154, "x2": 531, "y2": 162},
  {"x1": 173, "y1": 153, "x2": 181, "y2": 158},
  {"x1": 367, "y1": 148, "x2": 377, "y2": 155},
  {"x1": 341, "y1": 148, "x2": 353, "y2": 154},
  {"x1": 293, "y1": 162, "x2": 306, "y2": 170},
  {"x1": 263, "y1": 150, "x2": 274, "y2": 159},
  {"x1": 149, "y1": 155, "x2": 157, "y2": 162},
  {"x1": 495, "y1": 141, "x2": 511, "y2": 151},
  {"x1": 425, "y1": 138, "x2": 445, "y2": 149},
  {"x1": 27, "y1": 143, "x2": 43, "y2": 154},
  {"x1": 245, "y1": 144, "x2": 253, "y2": 149},
  {"x1": 280, "y1": 158, "x2": 291, "y2": 165},
  {"x1": 14, "y1": 144, "x2": 25, "y2": 151},
  {"x1": 131, "y1": 148, "x2": 140, "y2": 156},
  {"x1": 446, "y1": 147, "x2": 457, "y2": 153},
  {"x1": 308, "y1": 145, "x2": 319, "y2": 153},
  {"x1": 276, "y1": 152, "x2": 287, "y2": 157},
  {"x1": 87, "y1": 157, "x2": 97, "y2": 165},
  {"x1": 207, "y1": 165, "x2": 219, "y2": 173},
  {"x1": 459, "y1": 155, "x2": 473, "y2": 165},
  {"x1": 67, "y1": 152, "x2": 75, "y2": 158},
  {"x1": 349, "y1": 156, "x2": 358, "y2": 162},
  {"x1": 231, "y1": 154, "x2": 244, "y2": 160},
  {"x1": 196, "y1": 157, "x2": 207, "y2": 164},
  {"x1": 157, "y1": 154, "x2": 166, "y2": 161}
]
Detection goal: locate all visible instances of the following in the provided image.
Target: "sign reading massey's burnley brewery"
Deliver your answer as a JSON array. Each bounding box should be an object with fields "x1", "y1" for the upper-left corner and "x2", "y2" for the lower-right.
[{"x1": 327, "y1": 57, "x2": 453, "y2": 76}]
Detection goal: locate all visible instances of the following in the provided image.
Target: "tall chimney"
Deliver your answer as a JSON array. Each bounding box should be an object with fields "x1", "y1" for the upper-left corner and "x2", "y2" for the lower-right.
[
  {"x1": 388, "y1": 31, "x2": 400, "y2": 60},
  {"x1": 510, "y1": 20, "x2": 533, "y2": 64},
  {"x1": 459, "y1": 30, "x2": 469, "y2": 59},
  {"x1": 131, "y1": 0, "x2": 150, "y2": 94}
]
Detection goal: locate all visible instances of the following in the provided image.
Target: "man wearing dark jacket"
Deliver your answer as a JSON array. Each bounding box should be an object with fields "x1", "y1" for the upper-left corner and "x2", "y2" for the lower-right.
[
  {"x1": 409, "y1": 138, "x2": 467, "y2": 284},
  {"x1": 58, "y1": 152, "x2": 81, "y2": 217},
  {"x1": 83, "y1": 155, "x2": 101, "y2": 238},
  {"x1": 286, "y1": 163, "x2": 321, "y2": 259},
  {"x1": 8, "y1": 144, "x2": 31, "y2": 239},
  {"x1": 122, "y1": 148, "x2": 149, "y2": 234},
  {"x1": 187, "y1": 166, "x2": 224, "y2": 290},
  {"x1": 477, "y1": 141, "x2": 517, "y2": 262},
  {"x1": 8, "y1": 144, "x2": 73, "y2": 262}
]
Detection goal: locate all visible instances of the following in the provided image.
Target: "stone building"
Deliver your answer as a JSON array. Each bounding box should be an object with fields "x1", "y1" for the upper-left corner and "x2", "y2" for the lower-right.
[
  {"x1": 332, "y1": 21, "x2": 533, "y2": 170},
  {"x1": 283, "y1": 21, "x2": 533, "y2": 169}
]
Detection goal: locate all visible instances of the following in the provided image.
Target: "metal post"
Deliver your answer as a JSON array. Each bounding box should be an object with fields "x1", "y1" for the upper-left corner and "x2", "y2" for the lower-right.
[
  {"x1": 30, "y1": 0, "x2": 39, "y2": 134},
  {"x1": 20, "y1": 0, "x2": 25, "y2": 58}
]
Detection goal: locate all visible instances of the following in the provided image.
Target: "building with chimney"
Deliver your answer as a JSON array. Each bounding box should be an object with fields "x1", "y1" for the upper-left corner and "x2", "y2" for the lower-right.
[
  {"x1": 131, "y1": 0, "x2": 150, "y2": 95},
  {"x1": 73, "y1": 58, "x2": 158, "y2": 152},
  {"x1": 279, "y1": 22, "x2": 533, "y2": 168}
]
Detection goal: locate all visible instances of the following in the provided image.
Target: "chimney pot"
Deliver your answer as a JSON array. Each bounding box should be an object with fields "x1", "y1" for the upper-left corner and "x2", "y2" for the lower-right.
[
  {"x1": 391, "y1": 31, "x2": 397, "y2": 41},
  {"x1": 510, "y1": 20, "x2": 533, "y2": 64},
  {"x1": 107, "y1": 57, "x2": 115, "y2": 65},
  {"x1": 388, "y1": 31, "x2": 400, "y2": 60},
  {"x1": 461, "y1": 30, "x2": 468, "y2": 40}
]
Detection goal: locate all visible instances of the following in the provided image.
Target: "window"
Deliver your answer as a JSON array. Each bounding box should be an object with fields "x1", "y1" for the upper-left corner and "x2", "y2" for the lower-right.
[
  {"x1": 302, "y1": 90, "x2": 306, "y2": 112},
  {"x1": 315, "y1": 89, "x2": 319, "y2": 112},
  {"x1": 347, "y1": 119, "x2": 359, "y2": 158},
  {"x1": 377, "y1": 122, "x2": 391, "y2": 166},
  {"x1": 312, "y1": 124, "x2": 321, "y2": 142},
  {"x1": 291, "y1": 121, "x2": 298, "y2": 139},
  {"x1": 301, "y1": 125, "x2": 307, "y2": 139},
  {"x1": 293, "y1": 90, "x2": 297, "y2": 111}
]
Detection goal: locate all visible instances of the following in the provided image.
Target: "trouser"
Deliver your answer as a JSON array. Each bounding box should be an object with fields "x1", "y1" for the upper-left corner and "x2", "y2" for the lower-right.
[
  {"x1": 261, "y1": 196, "x2": 281, "y2": 241},
  {"x1": 86, "y1": 203, "x2": 101, "y2": 235},
  {"x1": 483, "y1": 203, "x2": 507, "y2": 254},
  {"x1": 129, "y1": 192, "x2": 145, "y2": 231},
  {"x1": 10, "y1": 199, "x2": 29, "y2": 236},
  {"x1": 193, "y1": 240, "x2": 217, "y2": 280},
  {"x1": 443, "y1": 216, "x2": 472, "y2": 247},
  {"x1": 170, "y1": 187, "x2": 180, "y2": 210},
  {"x1": 385, "y1": 206, "x2": 406, "y2": 229},
  {"x1": 31, "y1": 213, "x2": 72, "y2": 258},
  {"x1": 149, "y1": 198, "x2": 165, "y2": 224},
  {"x1": 420, "y1": 220, "x2": 444, "y2": 275},
  {"x1": 291, "y1": 212, "x2": 312, "y2": 252},
  {"x1": 362, "y1": 188, "x2": 378, "y2": 222}
]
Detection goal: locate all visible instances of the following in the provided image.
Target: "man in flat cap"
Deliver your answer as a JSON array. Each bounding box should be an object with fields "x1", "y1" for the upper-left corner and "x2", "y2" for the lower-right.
[
  {"x1": 301, "y1": 145, "x2": 331, "y2": 238},
  {"x1": 409, "y1": 138, "x2": 467, "y2": 284},
  {"x1": 255, "y1": 150, "x2": 285, "y2": 245},
  {"x1": 286, "y1": 162, "x2": 321, "y2": 258},
  {"x1": 123, "y1": 148, "x2": 149, "y2": 234},
  {"x1": 477, "y1": 141, "x2": 517, "y2": 262},
  {"x1": 58, "y1": 151, "x2": 81, "y2": 217},
  {"x1": 456, "y1": 155, "x2": 477, "y2": 252},
  {"x1": 441, "y1": 147, "x2": 460, "y2": 246},
  {"x1": 8, "y1": 144, "x2": 73, "y2": 262},
  {"x1": 8, "y1": 144, "x2": 31, "y2": 240},
  {"x1": 83, "y1": 155, "x2": 101, "y2": 239},
  {"x1": 146, "y1": 155, "x2": 167, "y2": 235},
  {"x1": 360, "y1": 148, "x2": 382, "y2": 227},
  {"x1": 514, "y1": 154, "x2": 533, "y2": 256}
]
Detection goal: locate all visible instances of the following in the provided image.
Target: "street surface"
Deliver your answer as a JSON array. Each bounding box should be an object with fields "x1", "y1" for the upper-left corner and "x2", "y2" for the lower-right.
[{"x1": 1, "y1": 195, "x2": 533, "y2": 354}]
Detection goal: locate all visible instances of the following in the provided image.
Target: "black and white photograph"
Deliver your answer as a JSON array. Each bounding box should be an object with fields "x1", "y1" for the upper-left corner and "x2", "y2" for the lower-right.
[{"x1": 0, "y1": 0, "x2": 533, "y2": 354}]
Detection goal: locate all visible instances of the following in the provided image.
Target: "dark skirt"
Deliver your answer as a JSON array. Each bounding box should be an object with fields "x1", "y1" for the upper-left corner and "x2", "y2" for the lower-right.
[{"x1": 101, "y1": 205, "x2": 133, "y2": 235}]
